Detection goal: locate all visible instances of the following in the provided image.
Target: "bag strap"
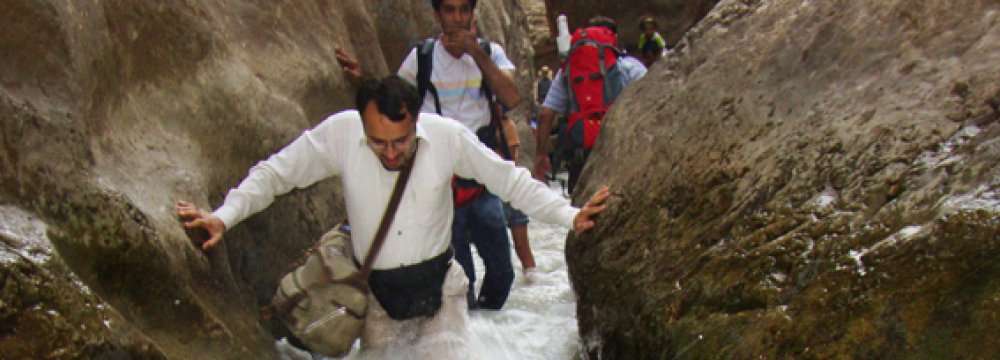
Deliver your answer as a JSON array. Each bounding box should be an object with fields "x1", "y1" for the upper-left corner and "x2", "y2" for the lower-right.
[
  {"x1": 261, "y1": 143, "x2": 419, "y2": 320},
  {"x1": 476, "y1": 40, "x2": 513, "y2": 161},
  {"x1": 356, "y1": 141, "x2": 419, "y2": 281},
  {"x1": 416, "y1": 39, "x2": 441, "y2": 115}
]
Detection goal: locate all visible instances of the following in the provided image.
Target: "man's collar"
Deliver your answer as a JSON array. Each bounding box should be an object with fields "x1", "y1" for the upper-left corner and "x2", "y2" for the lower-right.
[
  {"x1": 434, "y1": 36, "x2": 467, "y2": 62},
  {"x1": 414, "y1": 119, "x2": 430, "y2": 143}
]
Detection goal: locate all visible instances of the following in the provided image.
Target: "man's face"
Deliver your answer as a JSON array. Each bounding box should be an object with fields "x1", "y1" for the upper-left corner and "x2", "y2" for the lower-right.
[
  {"x1": 362, "y1": 101, "x2": 417, "y2": 171},
  {"x1": 435, "y1": 0, "x2": 474, "y2": 34}
]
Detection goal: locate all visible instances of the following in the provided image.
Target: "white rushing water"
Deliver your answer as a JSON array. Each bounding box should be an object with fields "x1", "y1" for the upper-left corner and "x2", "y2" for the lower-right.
[{"x1": 278, "y1": 183, "x2": 581, "y2": 360}]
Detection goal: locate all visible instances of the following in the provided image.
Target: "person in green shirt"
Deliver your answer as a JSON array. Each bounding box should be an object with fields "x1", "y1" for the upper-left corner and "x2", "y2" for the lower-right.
[{"x1": 638, "y1": 16, "x2": 667, "y2": 67}]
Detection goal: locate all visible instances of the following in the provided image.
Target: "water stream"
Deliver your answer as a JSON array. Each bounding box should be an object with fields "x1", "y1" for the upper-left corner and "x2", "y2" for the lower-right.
[{"x1": 278, "y1": 183, "x2": 580, "y2": 359}]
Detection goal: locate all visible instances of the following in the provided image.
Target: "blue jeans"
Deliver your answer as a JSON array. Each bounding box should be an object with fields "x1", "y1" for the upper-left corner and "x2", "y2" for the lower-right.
[
  {"x1": 503, "y1": 202, "x2": 529, "y2": 228},
  {"x1": 451, "y1": 191, "x2": 514, "y2": 310}
]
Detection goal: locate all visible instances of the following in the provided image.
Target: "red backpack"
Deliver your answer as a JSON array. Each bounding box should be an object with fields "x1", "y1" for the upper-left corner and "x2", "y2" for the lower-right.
[{"x1": 563, "y1": 26, "x2": 625, "y2": 150}]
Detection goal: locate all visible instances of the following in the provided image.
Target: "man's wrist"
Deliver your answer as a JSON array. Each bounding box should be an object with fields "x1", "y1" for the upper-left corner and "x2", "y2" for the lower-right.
[{"x1": 467, "y1": 41, "x2": 490, "y2": 62}]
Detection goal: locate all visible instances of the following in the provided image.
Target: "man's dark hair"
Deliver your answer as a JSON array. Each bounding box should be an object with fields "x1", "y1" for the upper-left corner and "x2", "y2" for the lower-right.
[
  {"x1": 586, "y1": 15, "x2": 618, "y2": 34},
  {"x1": 431, "y1": 0, "x2": 477, "y2": 11},
  {"x1": 356, "y1": 76, "x2": 421, "y2": 122}
]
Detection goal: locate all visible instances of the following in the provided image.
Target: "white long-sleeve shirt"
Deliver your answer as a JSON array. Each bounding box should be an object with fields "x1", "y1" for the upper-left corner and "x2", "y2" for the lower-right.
[{"x1": 213, "y1": 110, "x2": 578, "y2": 270}]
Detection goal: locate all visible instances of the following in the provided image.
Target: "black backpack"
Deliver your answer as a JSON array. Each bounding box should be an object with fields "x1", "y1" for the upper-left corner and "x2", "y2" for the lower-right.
[{"x1": 414, "y1": 38, "x2": 511, "y2": 160}]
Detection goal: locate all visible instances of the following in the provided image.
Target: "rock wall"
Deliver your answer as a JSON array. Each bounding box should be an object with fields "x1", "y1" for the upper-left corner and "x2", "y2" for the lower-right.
[
  {"x1": 0, "y1": 0, "x2": 535, "y2": 358},
  {"x1": 570, "y1": 0, "x2": 1000, "y2": 358}
]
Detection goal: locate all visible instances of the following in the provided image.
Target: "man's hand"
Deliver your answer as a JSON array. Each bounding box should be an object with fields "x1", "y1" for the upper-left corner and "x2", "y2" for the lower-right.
[
  {"x1": 439, "y1": 19, "x2": 481, "y2": 57},
  {"x1": 176, "y1": 200, "x2": 226, "y2": 250},
  {"x1": 573, "y1": 185, "x2": 611, "y2": 233},
  {"x1": 334, "y1": 45, "x2": 362, "y2": 85},
  {"x1": 533, "y1": 155, "x2": 551, "y2": 181}
]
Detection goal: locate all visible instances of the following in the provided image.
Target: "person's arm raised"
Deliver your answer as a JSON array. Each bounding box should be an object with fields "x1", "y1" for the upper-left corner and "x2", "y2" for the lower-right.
[
  {"x1": 439, "y1": 20, "x2": 520, "y2": 108},
  {"x1": 468, "y1": 45, "x2": 520, "y2": 108},
  {"x1": 334, "y1": 44, "x2": 363, "y2": 86}
]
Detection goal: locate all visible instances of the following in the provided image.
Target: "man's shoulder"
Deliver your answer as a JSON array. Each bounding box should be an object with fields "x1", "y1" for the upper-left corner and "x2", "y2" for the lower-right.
[
  {"x1": 321, "y1": 109, "x2": 361, "y2": 122},
  {"x1": 616, "y1": 56, "x2": 648, "y2": 79},
  {"x1": 618, "y1": 56, "x2": 645, "y2": 68},
  {"x1": 487, "y1": 40, "x2": 505, "y2": 52},
  {"x1": 317, "y1": 110, "x2": 362, "y2": 131},
  {"x1": 417, "y1": 113, "x2": 463, "y2": 131}
]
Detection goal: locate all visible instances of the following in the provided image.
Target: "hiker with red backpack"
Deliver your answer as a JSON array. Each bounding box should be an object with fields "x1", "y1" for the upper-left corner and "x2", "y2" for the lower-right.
[{"x1": 532, "y1": 15, "x2": 648, "y2": 194}]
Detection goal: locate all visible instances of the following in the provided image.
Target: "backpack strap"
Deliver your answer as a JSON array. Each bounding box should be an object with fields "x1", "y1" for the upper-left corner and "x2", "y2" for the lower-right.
[
  {"x1": 416, "y1": 39, "x2": 441, "y2": 115},
  {"x1": 599, "y1": 44, "x2": 622, "y2": 105},
  {"x1": 356, "y1": 141, "x2": 419, "y2": 281},
  {"x1": 562, "y1": 49, "x2": 578, "y2": 115},
  {"x1": 477, "y1": 40, "x2": 512, "y2": 160},
  {"x1": 416, "y1": 38, "x2": 510, "y2": 160},
  {"x1": 261, "y1": 144, "x2": 419, "y2": 321}
]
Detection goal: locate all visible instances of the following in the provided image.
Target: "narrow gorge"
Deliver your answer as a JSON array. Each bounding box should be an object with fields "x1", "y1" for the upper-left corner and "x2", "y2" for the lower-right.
[{"x1": 2, "y1": 0, "x2": 998, "y2": 359}]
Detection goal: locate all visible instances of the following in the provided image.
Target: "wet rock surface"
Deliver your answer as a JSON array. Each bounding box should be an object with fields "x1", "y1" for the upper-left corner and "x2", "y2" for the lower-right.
[
  {"x1": 0, "y1": 1, "x2": 535, "y2": 358},
  {"x1": 570, "y1": 0, "x2": 1000, "y2": 358}
]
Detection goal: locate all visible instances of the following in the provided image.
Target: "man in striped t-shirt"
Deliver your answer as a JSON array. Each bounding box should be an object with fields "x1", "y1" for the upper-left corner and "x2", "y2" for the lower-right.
[{"x1": 397, "y1": 0, "x2": 522, "y2": 312}]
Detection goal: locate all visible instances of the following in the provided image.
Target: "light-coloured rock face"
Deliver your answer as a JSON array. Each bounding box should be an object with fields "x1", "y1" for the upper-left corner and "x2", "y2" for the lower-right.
[
  {"x1": 0, "y1": 1, "x2": 536, "y2": 358},
  {"x1": 570, "y1": 0, "x2": 1000, "y2": 358}
]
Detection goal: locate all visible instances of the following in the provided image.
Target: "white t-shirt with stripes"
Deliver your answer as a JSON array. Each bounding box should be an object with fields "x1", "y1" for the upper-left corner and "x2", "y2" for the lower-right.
[{"x1": 398, "y1": 39, "x2": 516, "y2": 131}]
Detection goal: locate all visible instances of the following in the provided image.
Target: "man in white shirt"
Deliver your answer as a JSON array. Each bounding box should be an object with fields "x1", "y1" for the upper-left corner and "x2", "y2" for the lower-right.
[
  {"x1": 176, "y1": 76, "x2": 610, "y2": 355},
  {"x1": 339, "y1": 0, "x2": 526, "y2": 310}
]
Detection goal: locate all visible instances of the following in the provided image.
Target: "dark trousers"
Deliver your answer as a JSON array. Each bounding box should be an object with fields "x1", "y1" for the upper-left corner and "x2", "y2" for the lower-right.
[
  {"x1": 566, "y1": 148, "x2": 591, "y2": 195},
  {"x1": 451, "y1": 191, "x2": 514, "y2": 310}
]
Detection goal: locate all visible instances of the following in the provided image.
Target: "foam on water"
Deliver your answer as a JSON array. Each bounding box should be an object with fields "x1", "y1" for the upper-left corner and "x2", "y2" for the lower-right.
[{"x1": 278, "y1": 183, "x2": 580, "y2": 360}]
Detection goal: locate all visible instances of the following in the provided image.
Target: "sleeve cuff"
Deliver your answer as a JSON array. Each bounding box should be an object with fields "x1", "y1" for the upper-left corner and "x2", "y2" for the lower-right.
[
  {"x1": 211, "y1": 205, "x2": 240, "y2": 231},
  {"x1": 560, "y1": 207, "x2": 580, "y2": 229}
]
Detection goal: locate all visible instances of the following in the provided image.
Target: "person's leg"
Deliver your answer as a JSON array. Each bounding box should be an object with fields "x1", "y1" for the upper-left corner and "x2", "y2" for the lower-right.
[
  {"x1": 511, "y1": 225, "x2": 534, "y2": 267},
  {"x1": 450, "y1": 205, "x2": 477, "y2": 308},
  {"x1": 566, "y1": 150, "x2": 591, "y2": 196},
  {"x1": 503, "y1": 202, "x2": 535, "y2": 271},
  {"x1": 417, "y1": 261, "x2": 470, "y2": 359},
  {"x1": 567, "y1": 159, "x2": 582, "y2": 195},
  {"x1": 470, "y1": 192, "x2": 514, "y2": 309}
]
